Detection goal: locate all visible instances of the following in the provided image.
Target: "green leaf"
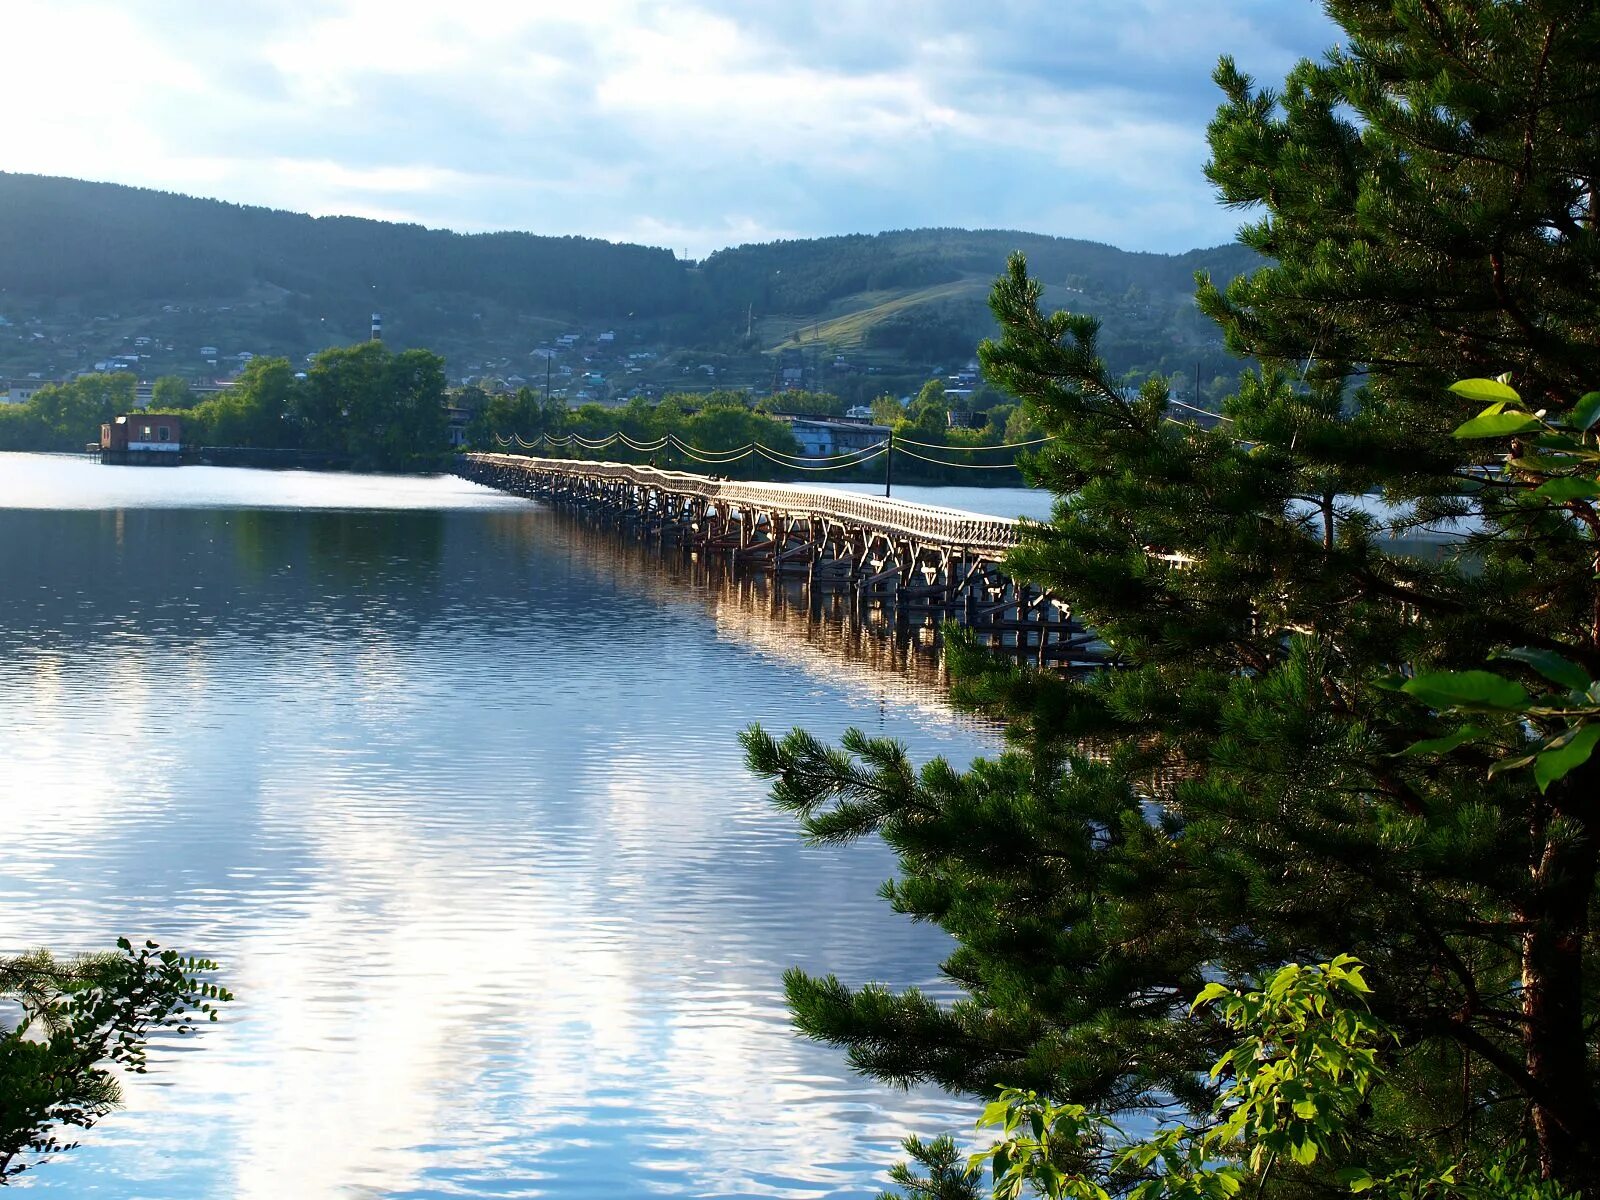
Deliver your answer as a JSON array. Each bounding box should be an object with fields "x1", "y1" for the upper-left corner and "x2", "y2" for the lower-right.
[
  {"x1": 1453, "y1": 411, "x2": 1542, "y2": 439},
  {"x1": 1569, "y1": 391, "x2": 1600, "y2": 431},
  {"x1": 1487, "y1": 753, "x2": 1538, "y2": 779},
  {"x1": 1533, "y1": 725, "x2": 1600, "y2": 793},
  {"x1": 1397, "y1": 725, "x2": 1486, "y2": 756},
  {"x1": 1402, "y1": 671, "x2": 1531, "y2": 711},
  {"x1": 1449, "y1": 378, "x2": 1521, "y2": 404},
  {"x1": 1531, "y1": 433, "x2": 1589, "y2": 452},
  {"x1": 1335, "y1": 1167, "x2": 1377, "y2": 1193},
  {"x1": 1491, "y1": 647, "x2": 1591, "y2": 692},
  {"x1": 1532, "y1": 477, "x2": 1600, "y2": 501},
  {"x1": 1191, "y1": 981, "x2": 1231, "y2": 1011},
  {"x1": 1510, "y1": 454, "x2": 1586, "y2": 473}
]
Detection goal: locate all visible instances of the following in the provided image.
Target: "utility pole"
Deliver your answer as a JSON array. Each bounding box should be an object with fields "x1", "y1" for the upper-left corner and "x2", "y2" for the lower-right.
[
  {"x1": 884, "y1": 428, "x2": 894, "y2": 499},
  {"x1": 546, "y1": 356, "x2": 552, "y2": 400}
]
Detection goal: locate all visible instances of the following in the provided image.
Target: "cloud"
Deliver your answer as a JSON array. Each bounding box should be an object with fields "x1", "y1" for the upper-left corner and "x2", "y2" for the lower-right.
[{"x1": 0, "y1": 0, "x2": 1339, "y2": 254}]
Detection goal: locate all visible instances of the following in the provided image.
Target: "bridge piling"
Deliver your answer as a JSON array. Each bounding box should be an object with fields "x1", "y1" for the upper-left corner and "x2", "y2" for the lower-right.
[{"x1": 456, "y1": 453, "x2": 1110, "y2": 669}]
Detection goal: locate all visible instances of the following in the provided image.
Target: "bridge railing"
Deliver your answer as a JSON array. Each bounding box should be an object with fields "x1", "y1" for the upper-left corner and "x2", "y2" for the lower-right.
[{"x1": 468, "y1": 453, "x2": 1026, "y2": 550}]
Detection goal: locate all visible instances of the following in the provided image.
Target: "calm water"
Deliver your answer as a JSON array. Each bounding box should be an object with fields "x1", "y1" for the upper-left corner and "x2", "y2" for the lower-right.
[{"x1": 0, "y1": 453, "x2": 1013, "y2": 1199}]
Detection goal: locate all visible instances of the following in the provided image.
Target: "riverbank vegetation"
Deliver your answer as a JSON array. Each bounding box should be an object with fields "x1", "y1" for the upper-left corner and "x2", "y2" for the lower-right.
[
  {"x1": 470, "y1": 379, "x2": 1044, "y2": 486},
  {"x1": 0, "y1": 352, "x2": 1041, "y2": 484},
  {"x1": 0, "y1": 343, "x2": 449, "y2": 471},
  {"x1": 745, "y1": 2, "x2": 1600, "y2": 1197},
  {"x1": 0, "y1": 940, "x2": 229, "y2": 1181}
]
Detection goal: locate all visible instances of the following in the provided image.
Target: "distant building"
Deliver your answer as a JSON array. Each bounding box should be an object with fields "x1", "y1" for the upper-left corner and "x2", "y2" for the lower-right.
[
  {"x1": 371, "y1": 313, "x2": 382, "y2": 342},
  {"x1": 3, "y1": 381, "x2": 46, "y2": 405},
  {"x1": 776, "y1": 348, "x2": 804, "y2": 390},
  {"x1": 443, "y1": 405, "x2": 471, "y2": 448},
  {"x1": 101, "y1": 413, "x2": 183, "y2": 465},
  {"x1": 780, "y1": 417, "x2": 890, "y2": 457}
]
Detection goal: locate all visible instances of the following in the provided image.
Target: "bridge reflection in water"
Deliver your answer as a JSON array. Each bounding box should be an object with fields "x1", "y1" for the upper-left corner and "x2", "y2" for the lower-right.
[{"x1": 459, "y1": 453, "x2": 1106, "y2": 668}]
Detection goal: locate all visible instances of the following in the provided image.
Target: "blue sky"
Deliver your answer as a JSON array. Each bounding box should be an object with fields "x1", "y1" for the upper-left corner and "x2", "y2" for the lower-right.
[{"x1": 4, "y1": 1, "x2": 1339, "y2": 257}]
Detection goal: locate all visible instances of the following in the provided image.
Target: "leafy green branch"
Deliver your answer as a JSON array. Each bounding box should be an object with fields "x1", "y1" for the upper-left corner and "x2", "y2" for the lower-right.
[
  {"x1": 1396, "y1": 379, "x2": 1600, "y2": 791},
  {"x1": 0, "y1": 938, "x2": 232, "y2": 1180},
  {"x1": 960, "y1": 959, "x2": 1570, "y2": 1200}
]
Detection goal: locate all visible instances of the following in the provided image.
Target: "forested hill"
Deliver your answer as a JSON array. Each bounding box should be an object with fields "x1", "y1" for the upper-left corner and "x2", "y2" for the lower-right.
[
  {"x1": 695, "y1": 230, "x2": 1255, "y2": 316},
  {"x1": 0, "y1": 173, "x2": 1258, "y2": 395},
  {"x1": 0, "y1": 172, "x2": 687, "y2": 317}
]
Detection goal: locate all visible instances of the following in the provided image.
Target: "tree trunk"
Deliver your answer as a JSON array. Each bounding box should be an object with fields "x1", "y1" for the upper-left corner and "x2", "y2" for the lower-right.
[{"x1": 1523, "y1": 760, "x2": 1599, "y2": 1192}]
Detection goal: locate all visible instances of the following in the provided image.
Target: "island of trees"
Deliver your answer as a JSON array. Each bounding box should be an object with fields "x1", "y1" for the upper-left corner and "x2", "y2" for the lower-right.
[{"x1": 0, "y1": 349, "x2": 1052, "y2": 484}]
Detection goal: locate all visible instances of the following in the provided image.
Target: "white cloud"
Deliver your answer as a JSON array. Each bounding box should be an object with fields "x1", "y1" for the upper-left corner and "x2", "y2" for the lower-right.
[{"x1": 0, "y1": 0, "x2": 1339, "y2": 254}]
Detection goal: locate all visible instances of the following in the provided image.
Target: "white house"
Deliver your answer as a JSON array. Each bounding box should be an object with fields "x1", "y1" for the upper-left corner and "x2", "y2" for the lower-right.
[
  {"x1": 4, "y1": 382, "x2": 45, "y2": 405},
  {"x1": 782, "y1": 418, "x2": 891, "y2": 457}
]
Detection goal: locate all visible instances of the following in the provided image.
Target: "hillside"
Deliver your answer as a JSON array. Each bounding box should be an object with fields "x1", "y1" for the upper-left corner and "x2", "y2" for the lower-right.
[{"x1": 0, "y1": 173, "x2": 1256, "y2": 402}]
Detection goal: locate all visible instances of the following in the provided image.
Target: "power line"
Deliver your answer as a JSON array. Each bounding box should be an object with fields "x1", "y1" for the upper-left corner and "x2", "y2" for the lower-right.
[
  {"x1": 893, "y1": 444, "x2": 1028, "y2": 470},
  {"x1": 757, "y1": 440, "x2": 888, "y2": 463},
  {"x1": 1167, "y1": 398, "x2": 1234, "y2": 423},
  {"x1": 893, "y1": 432, "x2": 1056, "y2": 450},
  {"x1": 494, "y1": 429, "x2": 1035, "y2": 471},
  {"x1": 754, "y1": 444, "x2": 888, "y2": 471}
]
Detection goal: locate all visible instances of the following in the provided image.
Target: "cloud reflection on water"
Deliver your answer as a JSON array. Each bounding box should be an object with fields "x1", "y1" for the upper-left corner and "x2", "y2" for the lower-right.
[{"x1": 0, "y1": 460, "x2": 992, "y2": 1198}]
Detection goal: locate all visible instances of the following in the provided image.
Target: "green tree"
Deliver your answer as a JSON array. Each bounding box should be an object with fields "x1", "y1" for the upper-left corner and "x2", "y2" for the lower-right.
[
  {"x1": 472, "y1": 388, "x2": 541, "y2": 449},
  {"x1": 744, "y1": 4, "x2": 1600, "y2": 1195},
  {"x1": 871, "y1": 393, "x2": 908, "y2": 426},
  {"x1": 298, "y1": 342, "x2": 448, "y2": 467},
  {"x1": 375, "y1": 347, "x2": 449, "y2": 467},
  {"x1": 964, "y1": 961, "x2": 1573, "y2": 1200},
  {"x1": 150, "y1": 376, "x2": 196, "y2": 411},
  {"x1": 0, "y1": 940, "x2": 230, "y2": 1180},
  {"x1": 756, "y1": 389, "x2": 845, "y2": 417},
  {"x1": 13, "y1": 374, "x2": 137, "y2": 450},
  {"x1": 191, "y1": 356, "x2": 299, "y2": 448}
]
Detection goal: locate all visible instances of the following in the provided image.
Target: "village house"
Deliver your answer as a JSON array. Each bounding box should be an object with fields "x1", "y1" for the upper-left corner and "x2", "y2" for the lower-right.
[
  {"x1": 3, "y1": 380, "x2": 46, "y2": 405},
  {"x1": 778, "y1": 417, "x2": 890, "y2": 458},
  {"x1": 101, "y1": 413, "x2": 183, "y2": 465}
]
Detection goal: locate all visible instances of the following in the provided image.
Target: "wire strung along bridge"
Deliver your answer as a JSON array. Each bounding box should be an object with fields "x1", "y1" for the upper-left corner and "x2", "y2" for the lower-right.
[{"x1": 457, "y1": 452, "x2": 1108, "y2": 667}]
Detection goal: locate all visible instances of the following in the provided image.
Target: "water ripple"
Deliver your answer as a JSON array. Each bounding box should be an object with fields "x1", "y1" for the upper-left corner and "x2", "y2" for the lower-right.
[{"x1": 1, "y1": 458, "x2": 993, "y2": 1198}]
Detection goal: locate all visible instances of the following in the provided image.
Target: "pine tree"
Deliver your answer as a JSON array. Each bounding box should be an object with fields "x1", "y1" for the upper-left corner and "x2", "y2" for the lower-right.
[{"x1": 743, "y1": 3, "x2": 1600, "y2": 1194}]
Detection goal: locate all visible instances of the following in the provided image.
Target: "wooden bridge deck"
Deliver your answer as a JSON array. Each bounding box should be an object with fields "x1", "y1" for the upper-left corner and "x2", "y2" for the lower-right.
[{"x1": 457, "y1": 452, "x2": 1105, "y2": 666}]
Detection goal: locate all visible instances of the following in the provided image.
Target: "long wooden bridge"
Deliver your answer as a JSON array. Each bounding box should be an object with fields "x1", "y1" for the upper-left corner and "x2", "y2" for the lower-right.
[{"x1": 456, "y1": 452, "x2": 1107, "y2": 667}]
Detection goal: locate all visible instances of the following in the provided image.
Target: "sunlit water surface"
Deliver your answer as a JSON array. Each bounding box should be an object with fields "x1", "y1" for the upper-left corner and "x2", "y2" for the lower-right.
[{"x1": 0, "y1": 454, "x2": 1022, "y2": 1199}]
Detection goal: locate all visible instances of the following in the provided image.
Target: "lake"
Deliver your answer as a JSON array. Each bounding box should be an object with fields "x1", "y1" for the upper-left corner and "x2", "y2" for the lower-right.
[{"x1": 0, "y1": 453, "x2": 1048, "y2": 1199}]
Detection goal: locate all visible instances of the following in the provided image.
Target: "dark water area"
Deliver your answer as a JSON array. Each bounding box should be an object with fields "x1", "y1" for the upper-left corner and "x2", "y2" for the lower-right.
[{"x1": 0, "y1": 454, "x2": 1004, "y2": 1198}]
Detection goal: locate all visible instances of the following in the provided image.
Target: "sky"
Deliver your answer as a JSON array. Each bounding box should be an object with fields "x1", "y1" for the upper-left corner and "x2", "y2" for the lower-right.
[{"x1": 2, "y1": 0, "x2": 1340, "y2": 258}]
